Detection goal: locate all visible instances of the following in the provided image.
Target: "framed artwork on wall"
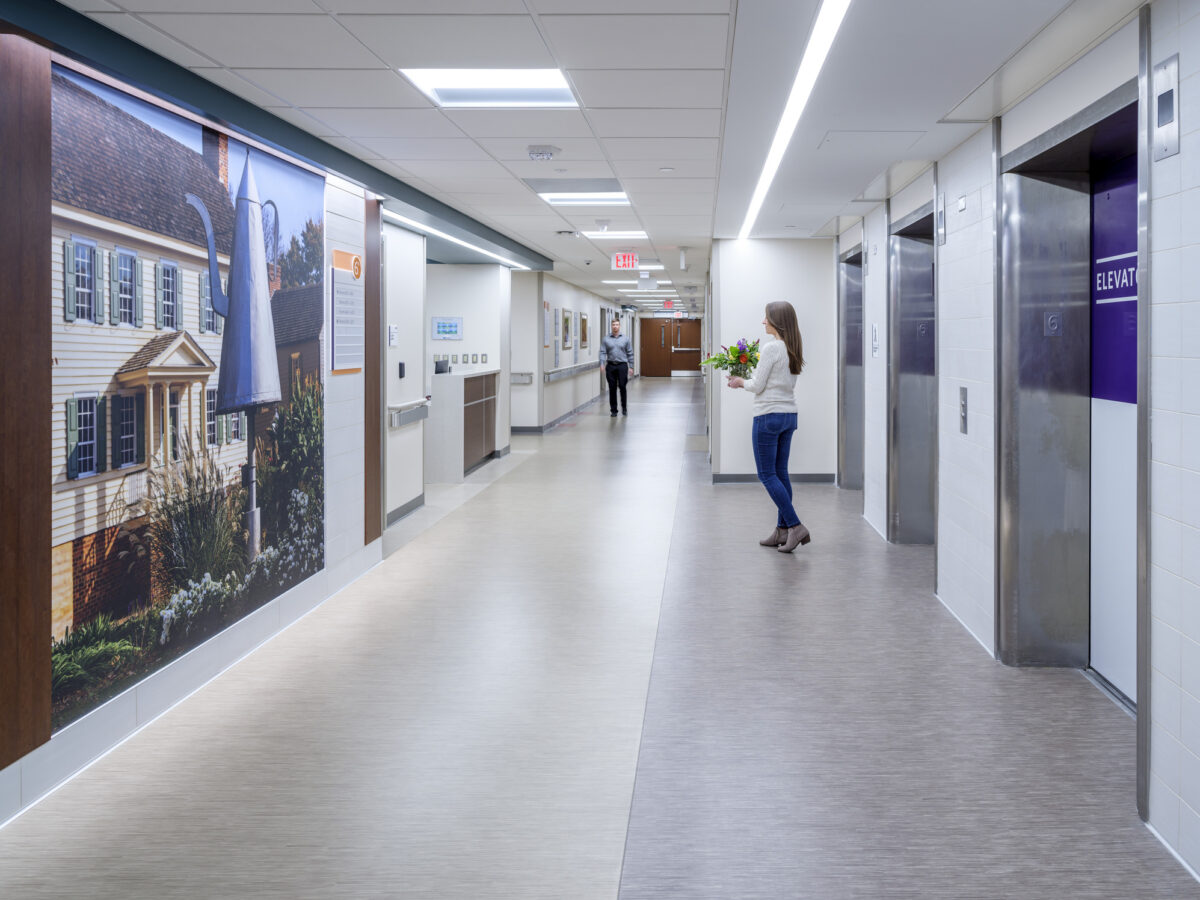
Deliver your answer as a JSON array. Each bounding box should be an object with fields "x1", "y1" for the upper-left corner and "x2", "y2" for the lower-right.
[
  {"x1": 580, "y1": 312, "x2": 589, "y2": 348},
  {"x1": 562, "y1": 308, "x2": 572, "y2": 349}
]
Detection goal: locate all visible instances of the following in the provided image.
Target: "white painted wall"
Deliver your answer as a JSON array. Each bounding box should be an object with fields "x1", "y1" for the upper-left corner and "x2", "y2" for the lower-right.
[
  {"x1": 1001, "y1": 18, "x2": 1139, "y2": 157},
  {"x1": 541, "y1": 275, "x2": 604, "y2": 426},
  {"x1": 890, "y1": 166, "x2": 936, "y2": 223},
  {"x1": 426, "y1": 263, "x2": 511, "y2": 452},
  {"x1": 510, "y1": 271, "x2": 542, "y2": 429},
  {"x1": 382, "y1": 222, "x2": 426, "y2": 520},
  {"x1": 1145, "y1": 0, "x2": 1200, "y2": 866},
  {"x1": 324, "y1": 175, "x2": 370, "y2": 571},
  {"x1": 862, "y1": 206, "x2": 889, "y2": 536},
  {"x1": 935, "y1": 126, "x2": 997, "y2": 652},
  {"x1": 710, "y1": 238, "x2": 836, "y2": 477}
]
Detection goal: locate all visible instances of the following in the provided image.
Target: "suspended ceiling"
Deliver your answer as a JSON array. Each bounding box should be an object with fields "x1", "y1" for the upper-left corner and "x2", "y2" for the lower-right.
[{"x1": 48, "y1": 0, "x2": 1144, "y2": 314}]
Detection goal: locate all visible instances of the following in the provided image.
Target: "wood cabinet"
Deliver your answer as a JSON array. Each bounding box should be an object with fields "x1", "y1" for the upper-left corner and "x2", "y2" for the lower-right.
[{"x1": 463, "y1": 373, "x2": 497, "y2": 473}]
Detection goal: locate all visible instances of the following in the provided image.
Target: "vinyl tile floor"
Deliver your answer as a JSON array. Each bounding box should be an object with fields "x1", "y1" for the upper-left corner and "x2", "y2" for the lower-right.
[{"x1": 0, "y1": 377, "x2": 1196, "y2": 899}]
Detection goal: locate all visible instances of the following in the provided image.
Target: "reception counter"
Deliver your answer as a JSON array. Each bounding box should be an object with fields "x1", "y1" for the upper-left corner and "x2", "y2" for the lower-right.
[{"x1": 424, "y1": 368, "x2": 499, "y2": 483}]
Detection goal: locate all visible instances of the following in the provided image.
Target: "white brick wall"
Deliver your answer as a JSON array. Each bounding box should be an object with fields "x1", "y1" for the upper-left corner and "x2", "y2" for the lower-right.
[
  {"x1": 1148, "y1": 0, "x2": 1200, "y2": 865},
  {"x1": 935, "y1": 126, "x2": 997, "y2": 652}
]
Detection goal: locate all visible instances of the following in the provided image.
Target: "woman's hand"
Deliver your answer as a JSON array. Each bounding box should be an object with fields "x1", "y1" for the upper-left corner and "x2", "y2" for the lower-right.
[{"x1": 727, "y1": 376, "x2": 744, "y2": 389}]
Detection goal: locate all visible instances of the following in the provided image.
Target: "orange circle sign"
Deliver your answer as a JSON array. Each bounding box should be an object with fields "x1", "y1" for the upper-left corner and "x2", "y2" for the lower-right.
[{"x1": 352, "y1": 256, "x2": 362, "y2": 279}]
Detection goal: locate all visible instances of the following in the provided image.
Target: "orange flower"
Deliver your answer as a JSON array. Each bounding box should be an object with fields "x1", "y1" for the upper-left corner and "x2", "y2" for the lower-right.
[{"x1": 739, "y1": 354, "x2": 748, "y2": 363}]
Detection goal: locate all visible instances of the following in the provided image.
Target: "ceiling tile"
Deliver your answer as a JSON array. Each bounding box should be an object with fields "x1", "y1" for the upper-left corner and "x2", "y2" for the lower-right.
[
  {"x1": 602, "y1": 138, "x2": 720, "y2": 160},
  {"x1": 55, "y1": 0, "x2": 120, "y2": 11},
  {"x1": 339, "y1": 15, "x2": 554, "y2": 68},
  {"x1": 559, "y1": 211, "x2": 644, "y2": 230},
  {"x1": 587, "y1": 109, "x2": 722, "y2": 138},
  {"x1": 569, "y1": 69, "x2": 726, "y2": 108},
  {"x1": 323, "y1": 0, "x2": 526, "y2": 10},
  {"x1": 623, "y1": 178, "x2": 717, "y2": 195},
  {"x1": 320, "y1": 135, "x2": 384, "y2": 159},
  {"x1": 395, "y1": 160, "x2": 515, "y2": 180},
  {"x1": 631, "y1": 194, "x2": 716, "y2": 214},
  {"x1": 353, "y1": 137, "x2": 490, "y2": 160},
  {"x1": 136, "y1": 14, "x2": 381, "y2": 67},
  {"x1": 531, "y1": 0, "x2": 730, "y2": 11},
  {"x1": 87, "y1": 13, "x2": 217, "y2": 67},
  {"x1": 123, "y1": 0, "x2": 319, "y2": 10},
  {"x1": 233, "y1": 68, "x2": 432, "y2": 108},
  {"x1": 190, "y1": 67, "x2": 285, "y2": 108},
  {"x1": 262, "y1": 105, "x2": 332, "y2": 135},
  {"x1": 611, "y1": 158, "x2": 718, "y2": 178},
  {"x1": 443, "y1": 109, "x2": 592, "y2": 139},
  {"x1": 418, "y1": 177, "x2": 527, "y2": 193},
  {"x1": 475, "y1": 137, "x2": 605, "y2": 161},
  {"x1": 540, "y1": 15, "x2": 729, "y2": 69},
  {"x1": 299, "y1": 108, "x2": 464, "y2": 139},
  {"x1": 501, "y1": 160, "x2": 616, "y2": 179}
]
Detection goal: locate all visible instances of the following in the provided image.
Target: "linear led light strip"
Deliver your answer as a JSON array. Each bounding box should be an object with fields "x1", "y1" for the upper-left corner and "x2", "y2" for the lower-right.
[
  {"x1": 381, "y1": 209, "x2": 530, "y2": 270},
  {"x1": 738, "y1": 0, "x2": 853, "y2": 240}
]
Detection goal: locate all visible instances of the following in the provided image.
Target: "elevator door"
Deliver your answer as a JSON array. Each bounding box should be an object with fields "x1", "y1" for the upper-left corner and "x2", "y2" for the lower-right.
[
  {"x1": 888, "y1": 227, "x2": 936, "y2": 544},
  {"x1": 839, "y1": 255, "x2": 864, "y2": 490}
]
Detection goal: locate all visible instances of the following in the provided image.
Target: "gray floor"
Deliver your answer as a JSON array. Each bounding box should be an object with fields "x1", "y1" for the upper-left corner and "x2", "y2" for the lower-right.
[{"x1": 1, "y1": 377, "x2": 1196, "y2": 898}]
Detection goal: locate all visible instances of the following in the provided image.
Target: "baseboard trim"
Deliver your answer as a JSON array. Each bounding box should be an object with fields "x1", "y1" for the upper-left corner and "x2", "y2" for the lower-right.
[
  {"x1": 386, "y1": 493, "x2": 425, "y2": 526},
  {"x1": 512, "y1": 395, "x2": 603, "y2": 433},
  {"x1": 712, "y1": 473, "x2": 836, "y2": 485}
]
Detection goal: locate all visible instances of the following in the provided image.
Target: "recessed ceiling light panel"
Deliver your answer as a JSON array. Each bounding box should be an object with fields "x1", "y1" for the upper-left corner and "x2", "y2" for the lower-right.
[
  {"x1": 400, "y1": 69, "x2": 577, "y2": 108},
  {"x1": 538, "y1": 192, "x2": 630, "y2": 206}
]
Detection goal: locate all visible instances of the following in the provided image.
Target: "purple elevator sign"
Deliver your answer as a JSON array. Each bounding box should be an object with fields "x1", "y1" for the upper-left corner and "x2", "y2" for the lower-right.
[{"x1": 1091, "y1": 157, "x2": 1138, "y2": 404}]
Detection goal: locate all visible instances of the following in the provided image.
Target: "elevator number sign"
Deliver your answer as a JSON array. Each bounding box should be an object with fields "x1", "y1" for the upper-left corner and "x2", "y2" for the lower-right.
[{"x1": 612, "y1": 252, "x2": 639, "y2": 270}]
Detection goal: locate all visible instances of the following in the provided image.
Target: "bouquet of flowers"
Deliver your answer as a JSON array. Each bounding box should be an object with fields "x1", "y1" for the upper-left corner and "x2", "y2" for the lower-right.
[{"x1": 702, "y1": 338, "x2": 760, "y2": 379}]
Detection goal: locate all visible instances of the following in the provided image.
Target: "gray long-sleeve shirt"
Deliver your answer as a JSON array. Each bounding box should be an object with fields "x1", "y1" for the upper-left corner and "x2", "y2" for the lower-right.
[{"x1": 600, "y1": 333, "x2": 633, "y2": 367}]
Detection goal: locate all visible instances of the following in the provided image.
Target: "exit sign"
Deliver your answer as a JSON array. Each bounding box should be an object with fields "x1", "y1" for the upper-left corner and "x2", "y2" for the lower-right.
[
  {"x1": 673, "y1": 311, "x2": 684, "y2": 318},
  {"x1": 663, "y1": 300, "x2": 673, "y2": 309},
  {"x1": 612, "y1": 252, "x2": 639, "y2": 270}
]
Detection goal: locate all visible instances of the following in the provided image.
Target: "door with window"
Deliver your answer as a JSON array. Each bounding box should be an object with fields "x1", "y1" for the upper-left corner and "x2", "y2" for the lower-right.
[{"x1": 639, "y1": 317, "x2": 701, "y2": 376}]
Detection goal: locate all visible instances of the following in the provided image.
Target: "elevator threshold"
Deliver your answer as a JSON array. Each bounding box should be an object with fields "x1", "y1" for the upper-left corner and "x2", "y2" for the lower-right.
[{"x1": 1083, "y1": 667, "x2": 1136, "y2": 718}]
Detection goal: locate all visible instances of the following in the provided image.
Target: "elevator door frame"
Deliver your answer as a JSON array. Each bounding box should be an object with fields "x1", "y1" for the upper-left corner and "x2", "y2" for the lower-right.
[
  {"x1": 838, "y1": 245, "x2": 865, "y2": 494},
  {"x1": 886, "y1": 202, "x2": 938, "y2": 546},
  {"x1": 993, "y1": 45, "x2": 1150, "y2": 822}
]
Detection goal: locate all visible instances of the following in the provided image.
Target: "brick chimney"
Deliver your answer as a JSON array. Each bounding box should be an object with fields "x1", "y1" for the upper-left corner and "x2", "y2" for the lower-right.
[{"x1": 201, "y1": 128, "x2": 228, "y2": 187}]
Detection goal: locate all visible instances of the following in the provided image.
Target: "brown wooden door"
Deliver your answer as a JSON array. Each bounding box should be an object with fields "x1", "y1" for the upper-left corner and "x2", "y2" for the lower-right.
[
  {"x1": 671, "y1": 318, "x2": 702, "y2": 372},
  {"x1": 639, "y1": 319, "x2": 673, "y2": 376}
]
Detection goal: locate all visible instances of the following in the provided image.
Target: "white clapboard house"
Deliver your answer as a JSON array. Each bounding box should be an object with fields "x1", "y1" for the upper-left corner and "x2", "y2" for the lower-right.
[{"x1": 51, "y1": 72, "x2": 250, "y2": 638}]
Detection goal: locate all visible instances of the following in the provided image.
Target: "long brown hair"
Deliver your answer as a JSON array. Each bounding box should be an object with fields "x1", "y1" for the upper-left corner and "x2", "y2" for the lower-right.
[{"x1": 765, "y1": 301, "x2": 805, "y2": 374}]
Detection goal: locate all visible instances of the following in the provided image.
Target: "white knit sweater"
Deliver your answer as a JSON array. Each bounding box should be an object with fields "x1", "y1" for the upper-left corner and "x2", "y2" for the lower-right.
[{"x1": 741, "y1": 338, "x2": 798, "y2": 415}]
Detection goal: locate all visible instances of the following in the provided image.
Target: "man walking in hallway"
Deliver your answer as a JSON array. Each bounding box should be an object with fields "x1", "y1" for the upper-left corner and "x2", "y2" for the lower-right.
[{"x1": 600, "y1": 316, "x2": 633, "y2": 416}]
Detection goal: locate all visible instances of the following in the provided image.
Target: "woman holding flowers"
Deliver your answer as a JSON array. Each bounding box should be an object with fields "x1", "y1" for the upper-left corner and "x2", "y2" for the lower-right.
[{"x1": 726, "y1": 300, "x2": 810, "y2": 552}]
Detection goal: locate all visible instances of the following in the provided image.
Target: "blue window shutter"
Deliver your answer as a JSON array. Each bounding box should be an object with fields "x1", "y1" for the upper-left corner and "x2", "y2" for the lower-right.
[
  {"x1": 135, "y1": 393, "x2": 146, "y2": 464},
  {"x1": 199, "y1": 271, "x2": 208, "y2": 334},
  {"x1": 63, "y1": 240, "x2": 76, "y2": 322},
  {"x1": 109, "y1": 252, "x2": 120, "y2": 324},
  {"x1": 66, "y1": 400, "x2": 79, "y2": 480},
  {"x1": 155, "y1": 263, "x2": 164, "y2": 329},
  {"x1": 134, "y1": 259, "x2": 144, "y2": 327},
  {"x1": 97, "y1": 397, "x2": 107, "y2": 473}
]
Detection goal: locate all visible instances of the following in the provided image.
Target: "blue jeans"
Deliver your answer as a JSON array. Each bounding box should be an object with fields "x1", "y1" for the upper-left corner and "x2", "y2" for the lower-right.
[{"x1": 752, "y1": 412, "x2": 800, "y2": 529}]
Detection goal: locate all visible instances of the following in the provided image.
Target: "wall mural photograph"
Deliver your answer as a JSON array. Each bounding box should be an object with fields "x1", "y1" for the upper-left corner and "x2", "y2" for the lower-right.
[{"x1": 50, "y1": 66, "x2": 327, "y2": 730}]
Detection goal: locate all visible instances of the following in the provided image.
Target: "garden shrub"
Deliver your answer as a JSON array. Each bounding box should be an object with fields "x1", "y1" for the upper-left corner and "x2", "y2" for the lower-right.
[
  {"x1": 147, "y1": 440, "x2": 245, "y2": 593},
  {"x1": 159, "y1": 572, "x2": 240, "y2": 646}
]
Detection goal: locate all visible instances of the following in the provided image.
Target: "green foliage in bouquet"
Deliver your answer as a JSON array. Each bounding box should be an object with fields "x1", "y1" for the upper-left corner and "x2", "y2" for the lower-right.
[{"x1": 702, "y1": 338, "x2": 760, "y2": 379}]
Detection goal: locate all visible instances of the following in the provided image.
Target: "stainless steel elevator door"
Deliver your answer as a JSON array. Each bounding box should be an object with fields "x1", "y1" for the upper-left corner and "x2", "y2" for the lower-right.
[
  {"x1": 998, "y1": 172, "x2": 1092, "y2": 667},
  {"x1": 888, "y1": 234, "x2": 936, "y2": 544},
  {"x1": 839, "y1": 260, "x2": 864, "y2": 490}
]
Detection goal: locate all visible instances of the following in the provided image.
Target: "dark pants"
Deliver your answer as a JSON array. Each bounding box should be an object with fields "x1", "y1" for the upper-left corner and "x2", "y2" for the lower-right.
[
  {"x1": 605, "y1": 362, "x2": 629, "y2": 413},
  {"x1": 752, "y1": 412, "x2": 800, "y2": 528}
]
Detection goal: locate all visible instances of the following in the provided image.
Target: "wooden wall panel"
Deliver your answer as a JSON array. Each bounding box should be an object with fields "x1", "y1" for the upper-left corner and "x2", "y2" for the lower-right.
[
  {"x1": 0, "y1": 33, "x2": 53, "y2": 768},
  {"x1": 363, "y1": 199, "x2": 382, "y2": 544}
]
